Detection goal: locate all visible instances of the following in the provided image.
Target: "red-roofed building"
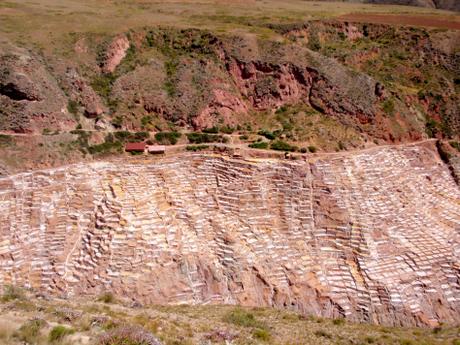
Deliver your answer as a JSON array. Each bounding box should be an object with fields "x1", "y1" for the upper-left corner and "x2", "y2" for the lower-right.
[{"x1": 125, "y1": 142, "x2": 146, "y2": 153}]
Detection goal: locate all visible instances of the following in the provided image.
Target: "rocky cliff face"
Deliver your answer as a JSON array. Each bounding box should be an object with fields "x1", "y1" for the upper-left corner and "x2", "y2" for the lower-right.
[
  {"x1": 0, "y1": 43, "x2": 76, "y2": 133},
  {"x1": 1, "y1": 143, "x2": 459, "y2": 327}
]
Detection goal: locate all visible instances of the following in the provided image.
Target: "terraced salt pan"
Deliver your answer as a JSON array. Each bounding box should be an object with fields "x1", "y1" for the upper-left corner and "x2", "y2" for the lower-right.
[{"x1": 0, "y1": 144, "x2": 459, "y2": 326}]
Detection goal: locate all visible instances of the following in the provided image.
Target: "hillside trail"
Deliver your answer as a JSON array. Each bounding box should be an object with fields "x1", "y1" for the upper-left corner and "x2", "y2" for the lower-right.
[{"x1": 0, "y1": 129, "x2": 438, "y2": 161}]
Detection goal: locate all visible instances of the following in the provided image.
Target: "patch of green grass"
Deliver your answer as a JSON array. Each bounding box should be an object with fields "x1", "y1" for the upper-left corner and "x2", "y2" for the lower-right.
[{"x1": 48, "y1": 325, "x2": 75, "y2": 343}]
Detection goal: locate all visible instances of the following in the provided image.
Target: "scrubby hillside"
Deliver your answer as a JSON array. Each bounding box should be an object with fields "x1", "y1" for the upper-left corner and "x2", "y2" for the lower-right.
[
  {"x1": 1, "y1": 288, "x2": 459, "y2": 345},
  {"x1": 365, "y1": 0, "x2": 460, "y2": 11}
]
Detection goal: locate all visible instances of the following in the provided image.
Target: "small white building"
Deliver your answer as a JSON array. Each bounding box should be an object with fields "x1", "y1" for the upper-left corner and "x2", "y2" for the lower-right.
[{"x1": 147, "y1": 145, "x2": 166, "y2": 154}]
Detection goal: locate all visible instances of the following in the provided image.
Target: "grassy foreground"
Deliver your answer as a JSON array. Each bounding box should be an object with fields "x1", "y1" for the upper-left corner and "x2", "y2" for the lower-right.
[{"x1": 0, "y1": 286, "x2": 459, "y2": 345}]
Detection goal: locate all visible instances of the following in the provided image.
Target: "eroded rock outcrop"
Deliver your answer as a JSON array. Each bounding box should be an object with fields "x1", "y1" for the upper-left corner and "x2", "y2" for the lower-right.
[
  {"x1": 0, "y1": 143, "x2": 459, "y2": 327},
  {"x1": 0, "y1": 43, "x2": 76, "y2": 133}
]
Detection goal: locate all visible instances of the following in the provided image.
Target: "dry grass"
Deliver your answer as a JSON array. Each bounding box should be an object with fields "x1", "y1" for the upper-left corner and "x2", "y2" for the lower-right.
[
  {"x1": 0, "y1": 0, "x2": 457, "y2": 55},
  {"x1": 0, "y1": 291, "x2": 459, "y2": 345}
]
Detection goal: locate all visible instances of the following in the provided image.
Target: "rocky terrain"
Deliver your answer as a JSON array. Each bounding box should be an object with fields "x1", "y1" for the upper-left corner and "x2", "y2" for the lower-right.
[
  {"x1": 1, "y1": 1, "x2": 460, "y2": 343},
  {"x1": 1, "y1": 141, "x2": 459, "y2": 328}
]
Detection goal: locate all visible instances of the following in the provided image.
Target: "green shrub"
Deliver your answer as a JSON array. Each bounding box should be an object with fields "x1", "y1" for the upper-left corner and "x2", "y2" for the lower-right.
[
  {"x1": 270, "y1": 140, "x2": 296, "y2": 152},
  {"x1": 202, "y1": 126, "x2": 218, "y2": 134},
  {"x1": 88, "y1": 141, "x2": 123, "y2": 155},
  {"x1": 187, "y1": 133, "x2": 222, "y2": 144},
  {"x1": 141, "y1": 115, "x2": 153, "y2": 129},
  {"x1": 67, "y1": 100, "x2": 79, "y2": 115},
  {"x1": 364, "y1": 336, "x2": 376, "y2": 343},
  {"x1": 314, "y1": 330, "x2": 332, "y2": 339},
  {"x1": 449, "y1": 141, "x2": 460, "y2": 152},
  {"x1": 14, "y1": 319, "x2": 46, "y2": 343},
  {"x1": 382, "y1": 99, "x2": 395, "y2": 115},
  {"x1": 249, "y1": 141, "x2": 268, "y2": 149},
  {"x1": 98, "y1": 292, "x2": 115, "y2": 304},
  {"x1": 98, "y1": 325, "x2": 160, "y2": 345},
  {"x1": 48, "y1": 325, "x2": 74, "y2": 343},
  {"x1": 253, "y1": 328, "x2": 271, "y2": 341},
  {"x1": 91, "y1": 73, "x2": 116, "y2": 99},
  {"x1": 308, "y1": 145, "x2": 317, "y2": 153},
  {"x1": 1, "y1": 285, "x2": 25, "y2": 302},
  {"x1": 425, "y1": 118, "x2": 439, "y2": 138},
  {"x1": 332, "y1": 318, "x2": 345, "y2": 326},
  {"x1": 111, "y1": 116, "x2": 123, "y2": 128},
  {"x1": 258, "y1": 129, "x2": 276, "y2": 140},
  {"x1": 223, "y1": 308, "x2": 265, "y2": 329},
  {"x1": 155, "y1": 132, "x2": 181, "y2": 145},
  {"x1": 0, "y1": 134, "x2": 13, "y2": 147},
  {"x1": 300, "y1": 147, "x2": 307, "y2": 153},
  {"x1": 219, "y1": 125, "x2": 235, "y2": 134},
  {"x1": 186, "y1": 145, "x2": 209, "y2": 152},
  {"x1": 239, "y1": 135, "x2": 249, "y2": 140}
]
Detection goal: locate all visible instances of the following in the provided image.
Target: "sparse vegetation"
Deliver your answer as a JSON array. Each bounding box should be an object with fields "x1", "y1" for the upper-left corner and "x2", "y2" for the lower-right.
[
  {"x1": 48, "y1": 325, "x2": 75, "y2": 342},
  {"x1": 67, "y1": 100, "x2": 79, "y2": 115},
  {"x1": 186, "y1": 145, "x2": 209, "y2": 152},
  {"x1": 155, "y1": 132, "x2": 181, "y2": 145},
  {"x1": 258, "y1": 129, "x2": 277, "y2": 140},
  {"x1": 98, "y1": 292, "x2": 115, "y2": 304},
  {"x1": 186, "y1": 133, "x2": 223, "y2": 144},
  {"x1": 270, "y1": 140, "x2": 297, "y2": 152},
  {"x1": 98, "y1": 325, "x2": 159, "y2": 345},
  {"x1": 13, "y1": 319, "x2": 46, "y2": 344},
  {"x1": 0, "y1": 134, "x2": 13, "y2": 147},
  {"x1": 249, "y1": 141, "x2": 268, "y2": 149},
  {"x1": 223, "y1": 308, "x2": 266, "y2": 329},
  {"x1": 1, "y1": 285, "x2": 25, "y2": 302}
]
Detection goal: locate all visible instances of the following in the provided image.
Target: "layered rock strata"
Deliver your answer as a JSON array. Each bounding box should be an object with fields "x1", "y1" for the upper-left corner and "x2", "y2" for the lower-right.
[{"x1": 0, "y1": 145, "x2": 459, "y2": 326}]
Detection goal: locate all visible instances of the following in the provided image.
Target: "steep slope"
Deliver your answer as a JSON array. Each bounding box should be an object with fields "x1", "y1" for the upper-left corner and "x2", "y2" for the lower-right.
[{"x1": 1, "y1": 142, "x2": 459, "y2": 327}]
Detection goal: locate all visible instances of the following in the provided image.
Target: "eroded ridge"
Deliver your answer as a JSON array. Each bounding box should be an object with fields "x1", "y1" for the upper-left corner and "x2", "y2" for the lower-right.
[{"x1": 0, "y1": 144, "x2": 459, "y2": 326}]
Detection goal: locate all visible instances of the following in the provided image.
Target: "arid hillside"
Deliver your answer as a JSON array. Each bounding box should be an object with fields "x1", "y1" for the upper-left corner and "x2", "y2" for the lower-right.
[{"x1": 0, "y1": 0, "x2": 459, "y2": 173}]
